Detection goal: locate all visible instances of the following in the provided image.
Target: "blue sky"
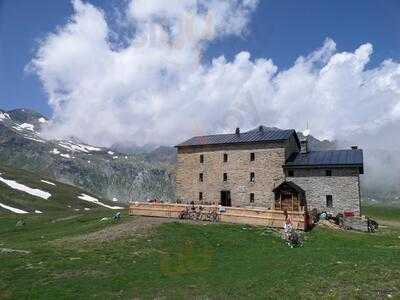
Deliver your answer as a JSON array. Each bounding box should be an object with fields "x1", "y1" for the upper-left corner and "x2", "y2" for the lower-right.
[{"x1": 0, "y1": 0, "x2": 399, "y2": 117}]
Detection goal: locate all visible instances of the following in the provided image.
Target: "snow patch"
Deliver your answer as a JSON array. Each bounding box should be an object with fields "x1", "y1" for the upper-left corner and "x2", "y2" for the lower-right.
[
  {"x1": 60, "y1": 153, "x2": 71, "y2": 159},
  {"x1": 41, "y1": 180, "x2": 56, "y2": 186},
  {"x1": 84, "y1": 208, "x2": 91, "y2": 211},
  {"x1": 82, "y1": 145, "x2": 102, "y2": 151},
  {"x1": 107, "y1": 151, "x2": 115, "y2": 155},
  {"x1": 50, "y1": 148, "x2": 60, "y2": 155},
  {"x1": 24, "y1": 136, "x2": 46, "y2": 143},
  {"x1": 112, "y1": 197, "x2": 118, "y2": 202},
  {"x1": 19, "y1": 123, "x2": 35, "y2": 131},
  {"x1": 0, "y1": 112, "x2": 10, "y2": 121},
  {"x1": 0, "y1": 175, "x2": 51, "y2": 199},
  {"x1": 0, "y1": 202, "x2": 29, "y2": 214},
  {"x1": 58, "y1": 141, "x2": 102, "y2": 153},
  {"x1": 78, "y1": 194, "x2": 123, "y2": 210},
  {"x1": 112, "y1": 156, "x2": 118, "y2": 159},
  {"x1": 38, "y1": 117, "x2": 47, "y2": 123},
  {"x1": 34, "y1": 210, "x2": 43, "y2": 214}
]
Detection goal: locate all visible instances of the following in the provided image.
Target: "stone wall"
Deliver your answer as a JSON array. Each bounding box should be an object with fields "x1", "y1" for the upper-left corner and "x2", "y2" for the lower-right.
[
  {"x1": 176, "y1": 142, "x2": 287, "y2": 208},
  {"x1": 286, "y1": 167, "x2": 361, "y2": 215}
]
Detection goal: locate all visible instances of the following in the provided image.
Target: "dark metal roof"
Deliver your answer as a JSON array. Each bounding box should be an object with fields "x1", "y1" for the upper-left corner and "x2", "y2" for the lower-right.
[
  {"x1": 176, "y1": 129, "x2": 297, "y2": 147},
  {"x1": 285, "y1": 149, "x2": 363, "y2": 167}
]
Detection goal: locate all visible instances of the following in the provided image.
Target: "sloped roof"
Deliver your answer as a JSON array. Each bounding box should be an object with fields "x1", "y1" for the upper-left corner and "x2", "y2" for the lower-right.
[
  {"x1": 273, "y1": 181, "x2": 305, "y2": 194},
  {"x1": 285, "y1": 149, "x2": 363, "y2": 167},
  {"x1": 176, "y1": 129, "x2": 298, "y2": 147}
]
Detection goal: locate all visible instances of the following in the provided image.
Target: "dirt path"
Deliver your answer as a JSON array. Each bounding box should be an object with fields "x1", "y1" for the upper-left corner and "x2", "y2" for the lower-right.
[
  {"x1": 53, "y1": 216, "x2": 206, "y2": 245},
  {"x1": 377, "y1": 219, "x2": 400, "y2": 229}
]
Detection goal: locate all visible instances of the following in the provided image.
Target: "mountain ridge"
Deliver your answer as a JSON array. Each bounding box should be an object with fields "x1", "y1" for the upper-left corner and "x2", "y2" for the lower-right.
[{"x1": 0, "y1": 108, "x2": 174, "y2": 203}]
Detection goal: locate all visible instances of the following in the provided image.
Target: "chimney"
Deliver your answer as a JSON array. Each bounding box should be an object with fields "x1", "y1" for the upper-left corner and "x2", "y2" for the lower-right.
[
  {"x1": 259, "y1": 125, "x2": 264, "y2": 132},
  {"x1": 351, "y1": 145, "x2": 358, "y2": 150},
  {"x1": 235, "y1": 127, "x2": 240, "y2": 135},
  {"x1": 300, "y1": 137, "x2": 309, "y2": 154}
]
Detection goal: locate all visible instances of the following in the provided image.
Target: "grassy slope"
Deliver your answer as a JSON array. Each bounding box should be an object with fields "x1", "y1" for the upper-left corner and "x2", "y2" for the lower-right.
[
  {"x1": 0, "y1": 164, "x2": 121, "y2": 214},
  {"x1": 363, "y1": 204, "x2": 400, "y2": 221},
  {"x1": 0, "y1": 206, "x2": 399, "y2": 299}
]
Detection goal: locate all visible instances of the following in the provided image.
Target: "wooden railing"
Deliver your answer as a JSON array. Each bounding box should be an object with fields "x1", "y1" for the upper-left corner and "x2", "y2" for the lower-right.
[{"x1": 129, "y1": 202, "x2": 308, "y2": 230}]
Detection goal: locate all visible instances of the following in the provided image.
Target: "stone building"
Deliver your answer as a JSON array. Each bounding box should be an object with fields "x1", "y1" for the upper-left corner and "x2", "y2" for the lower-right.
[{"x1": 175, "y1": 127, "x2": 364, "y2": 216}]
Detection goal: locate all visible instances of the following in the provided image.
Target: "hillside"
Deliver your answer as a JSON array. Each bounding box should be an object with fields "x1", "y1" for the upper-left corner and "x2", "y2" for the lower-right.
[
  {"x1": 0, "y1": 164, "x2": 124, "y2": 214},
  {"x1": 0, "y1": 205, "x2": 399, "y2": 299},
  {"x1": 0, "y1": 109, "x2": 174, "y2": 203}
]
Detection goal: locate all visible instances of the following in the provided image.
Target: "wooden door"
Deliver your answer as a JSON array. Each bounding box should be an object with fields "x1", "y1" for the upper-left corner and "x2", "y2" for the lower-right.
[{"x1": 281, "y1": 191, "x2": 293, "y2": 211}]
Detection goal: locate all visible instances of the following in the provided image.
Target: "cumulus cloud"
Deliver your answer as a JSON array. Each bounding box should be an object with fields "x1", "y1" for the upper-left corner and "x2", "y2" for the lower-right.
[{"x1": 29, "y1": 0, "x2": 400, "y2": 154}]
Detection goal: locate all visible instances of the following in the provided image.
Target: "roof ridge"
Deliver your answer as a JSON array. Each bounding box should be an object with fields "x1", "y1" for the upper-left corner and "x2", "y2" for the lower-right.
[
  {"x1": 176, "y1": 128, "x2": 297, "y2": 147},
  {"x1": 189, "y1": 128, "x2": 293, "y2": 139}
]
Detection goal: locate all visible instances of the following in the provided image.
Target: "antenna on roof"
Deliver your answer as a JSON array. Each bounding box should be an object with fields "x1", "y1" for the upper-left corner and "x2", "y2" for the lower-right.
[{"x1": 303, "y1": 121, "x2": 310, "y2": 137}]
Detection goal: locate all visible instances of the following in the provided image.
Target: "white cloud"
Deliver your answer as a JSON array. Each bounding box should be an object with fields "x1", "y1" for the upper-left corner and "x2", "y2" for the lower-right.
[{"x1": 29, "y1": 0, "x2": 400, "y2": 153}]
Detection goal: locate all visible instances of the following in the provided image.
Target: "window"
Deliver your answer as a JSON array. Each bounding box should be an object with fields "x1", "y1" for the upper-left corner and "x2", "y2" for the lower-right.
[
  {"x1": 223, "y1": 153, "x2": 228, "y2": 162},
  {"x1": 250, "y1": 172, "x2": 255, "y2": 182},
  {"x1": 250, "y1": 152, "x2": 255, "y2": 161},
  {"x1": 326, "y1": 195, "x2": 333, "y2": 207},
  {"x1": 288, "y1": 170, "x2": 294, "y2": 177},
  {"x1": 250, "y1": 193, "x2": 255, "y2": 203},
  {"x1": 326, "y1": 170, "x2": 332, "y2": 176},
  {"x1": 199, "y1": 154, "x2": 204, "y2": 163},
  {"x1": 223, "y1": 173, "x2": 228, "y2": 181},
  {"x1": 199, "y1": 173, "x2": 203, "y2": 182},
  {"x1": 199, "y1": 192, "x2": 203, "y2": 201}
]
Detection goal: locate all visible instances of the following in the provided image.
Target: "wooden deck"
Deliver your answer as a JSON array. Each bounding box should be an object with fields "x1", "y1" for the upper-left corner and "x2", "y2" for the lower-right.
[{"x1": 129, "y1": 202, "x2": 308, "y2": 230}]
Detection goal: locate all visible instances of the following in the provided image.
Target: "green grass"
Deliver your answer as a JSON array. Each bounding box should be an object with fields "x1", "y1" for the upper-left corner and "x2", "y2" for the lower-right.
[
  {"x1": 363, "y1": 204, "x2": 400, "y2": 221},
  {"x1": 1, "y1": 206, "x2": 399, "y2": 299}
]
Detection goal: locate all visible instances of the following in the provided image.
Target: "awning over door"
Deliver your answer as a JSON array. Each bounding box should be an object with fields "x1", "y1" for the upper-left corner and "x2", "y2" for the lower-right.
[{"x1": 273, "y1": 181, "x2": 306, "y2": 212}]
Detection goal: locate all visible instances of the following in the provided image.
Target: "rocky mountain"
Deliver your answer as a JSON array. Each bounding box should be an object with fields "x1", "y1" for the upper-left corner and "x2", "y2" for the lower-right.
[{"x1": 0, "y1": 109, "x2": 174, "y2": 203}]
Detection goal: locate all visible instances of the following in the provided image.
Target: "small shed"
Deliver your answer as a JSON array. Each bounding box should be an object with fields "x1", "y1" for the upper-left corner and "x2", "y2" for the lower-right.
[{"x1": 273, "y1": 181, "x2": 306, "y2": 212}]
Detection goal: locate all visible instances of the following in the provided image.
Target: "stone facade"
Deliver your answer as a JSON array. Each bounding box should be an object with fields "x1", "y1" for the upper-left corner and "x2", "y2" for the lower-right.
[
  {"x1": 176, "y1": 142, "x2": 289, "y2": 208},
  {"x1": 176, "y1": 133, "x2": 362, "y2": 215},
  {"x1": 285, "y1": 168, "x2": 361, "y2": 215}
]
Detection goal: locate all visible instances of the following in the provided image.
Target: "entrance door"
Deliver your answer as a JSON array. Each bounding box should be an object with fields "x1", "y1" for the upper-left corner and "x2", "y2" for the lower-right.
[
  {"x1": 280, "y1": 191, "x2": 293, "y2": 211},
  {"x1": 220, "y1": 191, "x2": 231, "y2": 207}
]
